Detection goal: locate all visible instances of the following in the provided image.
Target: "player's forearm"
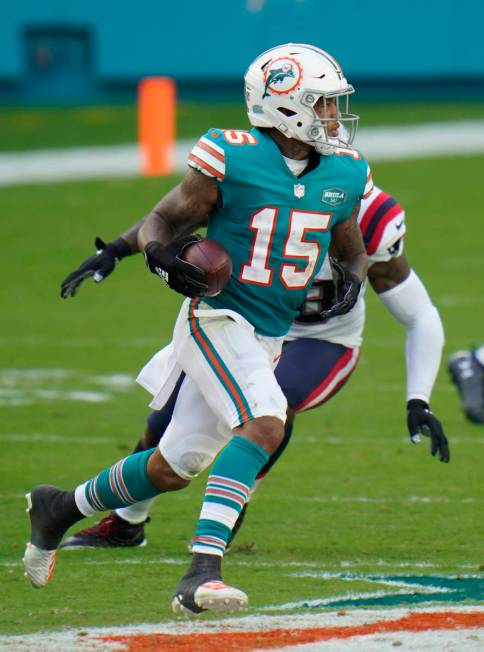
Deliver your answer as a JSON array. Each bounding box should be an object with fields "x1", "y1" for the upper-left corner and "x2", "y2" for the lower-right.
[
  {"x1": 339, "y1": 250, "x2": 368, "y2": 283},
  {"x1": 118, "y1": 218, "x2": 146, "y2": 254},
  {"x1": 377, "y1": 269, "x2": 445, "y2": 402}
]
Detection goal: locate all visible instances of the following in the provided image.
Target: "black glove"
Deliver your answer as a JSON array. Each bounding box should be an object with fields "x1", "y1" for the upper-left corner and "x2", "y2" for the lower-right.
[
  {"x1": 144, "y1": 235, "x2": 208, "y2": 298},
  {"x1": 407, "y1": 399, "x2": 450, "y2": 463},
  {"x1": 319, "y1": 259, "x2": 361, "y2": 321},
  {"x1": 60, "y1": 237, "x2": 131, "y2": 299}
]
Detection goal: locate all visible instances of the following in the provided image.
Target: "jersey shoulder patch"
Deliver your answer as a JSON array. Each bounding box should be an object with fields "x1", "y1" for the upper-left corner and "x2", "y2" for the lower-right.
[{"x1": 358, "y1": 187, "x2": 405, "y2": 259}]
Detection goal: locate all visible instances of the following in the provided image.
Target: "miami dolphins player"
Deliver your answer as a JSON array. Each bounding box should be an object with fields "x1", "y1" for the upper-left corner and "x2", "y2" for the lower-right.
[
  {"x1": 59, "y1": 183, "x2": 449, "y2": 553},
  {"x1": 23, "y1": 43, "x2": 372, "y2": 613}
]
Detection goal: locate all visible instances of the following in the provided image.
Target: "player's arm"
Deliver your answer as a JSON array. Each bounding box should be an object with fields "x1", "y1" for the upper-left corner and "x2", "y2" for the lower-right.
[
  {"x1": 369, "y1": 253, "x2": 449, "y2": 463},
  {"x1": 139, "y1": 169, "x2": 217, "y2": 296},
  {"x1": 60, "y1": 168, "x2": 216, "y2": 298},
  {"x1": 319, "y1": 204, "x2": 368, "y2": 320}
]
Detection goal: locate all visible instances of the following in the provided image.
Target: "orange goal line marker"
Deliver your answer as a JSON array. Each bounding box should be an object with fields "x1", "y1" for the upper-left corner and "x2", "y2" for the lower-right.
[{"x1": 138, "y1": 77, "x2": 176, "y2": 176}]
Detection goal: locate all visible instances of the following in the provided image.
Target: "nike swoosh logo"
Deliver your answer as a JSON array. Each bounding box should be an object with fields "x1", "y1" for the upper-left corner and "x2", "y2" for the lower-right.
[
  {"x1": 395, "y1": 220, "x2": 404, "y2": 230},
  {"x1": 211, "y1": 130, "x2": 220, "y2": 139}
]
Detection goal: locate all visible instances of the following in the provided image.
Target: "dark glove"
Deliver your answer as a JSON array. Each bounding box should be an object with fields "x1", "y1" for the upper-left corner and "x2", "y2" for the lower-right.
[
  {"x1": 319, "y1": 258, "x2": 361, "y2": 321},
  {"x1": 144, "y1": 235, "x2": 208, "y2": 298},
  {"x1": 60, "y1": 237, "x2": 131, "y2": 299},
  {"x1": 407, "y1": 399, "x2": 450, "y2": 463}
]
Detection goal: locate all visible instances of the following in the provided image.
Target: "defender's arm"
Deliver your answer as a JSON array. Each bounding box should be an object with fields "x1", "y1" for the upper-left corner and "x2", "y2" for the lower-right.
[{"x1": 369, "y1": 253, "x2": 449, "y2": 462}]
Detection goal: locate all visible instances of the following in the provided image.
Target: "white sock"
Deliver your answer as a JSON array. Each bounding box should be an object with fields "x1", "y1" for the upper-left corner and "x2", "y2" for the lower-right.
[{"x1": 115, "y1": 497, "x2": 156, "y2": 524}]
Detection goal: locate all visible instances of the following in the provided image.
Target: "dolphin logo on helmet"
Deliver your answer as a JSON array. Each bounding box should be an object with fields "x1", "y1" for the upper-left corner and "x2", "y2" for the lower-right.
[{"x1": 263, "y1": 64, "x2": 296, "y2": 98}]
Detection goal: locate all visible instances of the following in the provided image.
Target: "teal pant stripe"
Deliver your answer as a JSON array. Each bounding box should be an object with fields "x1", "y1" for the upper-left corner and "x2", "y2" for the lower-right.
[
  {"x1": 84, "y1": 448, "x2": 160, "y2": 511},
  {"x1": 188, "y1": 298, "x2": 254, "y2": 423}
]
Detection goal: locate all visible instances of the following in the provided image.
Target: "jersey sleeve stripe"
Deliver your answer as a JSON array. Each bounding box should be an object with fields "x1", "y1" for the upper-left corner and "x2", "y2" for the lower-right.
[
  {"x1": 362, "y1": 168, "x2": 374, "y2": 198},
  {"x1": 190, "y1": 144, "x2": 225, "y2": 173},
  {"x1": 198, "y1": 138, "x2": 225, "y2": 163},
  {"x1": 359, "y1": 191, "x2": 390, "y2": 234},
  {"x1": 200, "y1": 136, "x2": 225, "y2": 157},
  {"x1": 366, "y1": 204, "x2": 403, "y2": 255},
  {"x1": 189, "y1": 140, "x2": 226, "y2": 179},
  {"x1": 188, "y1": 153, "x2": 224, "y2": 181}
]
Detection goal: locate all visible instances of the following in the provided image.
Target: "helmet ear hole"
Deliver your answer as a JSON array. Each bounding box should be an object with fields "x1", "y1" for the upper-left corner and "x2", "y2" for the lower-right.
[
  {"x1": 277, "y1": 107, "x2": 297, "y2": 117},
  {"x1": 297, "y1": 121, "x2": 303, "y2": 127}
]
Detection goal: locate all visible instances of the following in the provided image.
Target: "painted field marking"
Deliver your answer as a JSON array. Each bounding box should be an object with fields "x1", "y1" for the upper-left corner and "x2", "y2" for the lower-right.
[
  {"x1": 0, "y1": 368, "x2": 136, "y2": 406},
  {"x1": 263, "y1": 574, "x2": 484, "y2": 611},
  {"x1": 1, "y1": 606, "x2": 482, "y2": 652}
]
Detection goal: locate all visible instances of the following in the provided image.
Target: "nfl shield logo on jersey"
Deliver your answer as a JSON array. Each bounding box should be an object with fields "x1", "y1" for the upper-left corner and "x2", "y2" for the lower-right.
[{"x1": 294, "y1": 183, "x2": 305, "y2": 199}]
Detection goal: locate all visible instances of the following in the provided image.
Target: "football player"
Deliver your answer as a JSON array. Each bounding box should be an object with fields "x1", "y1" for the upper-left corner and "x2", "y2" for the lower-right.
[
  {"x1": 448, "y1": 346, "x2": 484, "y2": 424},
  {"x1": 61, "y1": 183, "x2": 449, "y2": 553},
  {"x1": 23, "y1": 43, "x2": 371, "y2": 614}
]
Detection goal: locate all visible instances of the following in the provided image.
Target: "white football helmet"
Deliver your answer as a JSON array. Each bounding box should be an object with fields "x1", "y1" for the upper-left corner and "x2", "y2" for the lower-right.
[{"x1": 244, "y1": 43, "x2": 358, "y2": 155}]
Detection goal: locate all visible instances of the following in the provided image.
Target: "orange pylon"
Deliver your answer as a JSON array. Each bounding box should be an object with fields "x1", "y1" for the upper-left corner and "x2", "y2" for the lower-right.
[{"x1": 138, "y1": 77, "x2": 176, "y2": 176}]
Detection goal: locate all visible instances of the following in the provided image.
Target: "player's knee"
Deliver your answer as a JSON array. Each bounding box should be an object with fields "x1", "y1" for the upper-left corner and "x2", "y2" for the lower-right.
[
  {"x1": 146, "y1": 448, "x2": 190, "y2": 491},
  {"x1": 235, "y1": 416, "x2": 285, "y2": 455}
]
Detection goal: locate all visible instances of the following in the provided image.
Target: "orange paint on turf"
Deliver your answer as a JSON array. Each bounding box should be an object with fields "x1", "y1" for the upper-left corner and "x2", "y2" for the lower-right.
[{"x1": 99, "y1": 611, "x2": 484, "y2": 651}]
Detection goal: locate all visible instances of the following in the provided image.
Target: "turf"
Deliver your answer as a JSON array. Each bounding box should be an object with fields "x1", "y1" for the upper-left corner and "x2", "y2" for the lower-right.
[
  {"x1": 0, "y1": 101, "x2": 483, "y2": 151},
  {"x1": 1, "y1": 153, "x2": 484, "y2": 635}
]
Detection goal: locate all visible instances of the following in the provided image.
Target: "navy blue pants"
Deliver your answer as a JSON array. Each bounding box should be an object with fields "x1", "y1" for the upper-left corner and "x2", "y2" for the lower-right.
[{"x1": 147, "y1": 338, "x2": 359, "y2": 473}]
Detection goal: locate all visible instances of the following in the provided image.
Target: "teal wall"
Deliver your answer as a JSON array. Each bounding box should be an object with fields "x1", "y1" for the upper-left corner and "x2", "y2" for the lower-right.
[{"x1": 1, "y1": 0, "x2": 483, "y2": 103}]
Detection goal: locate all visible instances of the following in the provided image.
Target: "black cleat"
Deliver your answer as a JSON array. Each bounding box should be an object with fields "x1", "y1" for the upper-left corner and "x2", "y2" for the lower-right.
[
  {"x1": 61, "y1": 512, "x2": 148, "y2": 549},
  {"x1": 23, "y1": 485, "x2": 80, "y2": 588},
  {"x1": 172, "y1": 554, "x2": 248, "y2": 615},
  {"x1": 448, "y1": 350, "x2": 484, "y2": 424}
]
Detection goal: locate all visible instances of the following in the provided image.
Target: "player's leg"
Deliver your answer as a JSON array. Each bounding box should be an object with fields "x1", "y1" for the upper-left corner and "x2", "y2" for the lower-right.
[
  {"x1": 61, "y1": 374, "x2": 186, "y2": 550},
  {"x1": 226, "y1": 338, "x2": 360, "y2": 546},
  {"x1": 171, "y1": 300, "x2": 287, "y2": 613},
  {"x1": 23, "y1": 447, "x2": 167, "y2": 587},
  {"x1": 24, "y1": 371, "x2": 232, "y2": 589},
  {"x1": 448, "y1": 347, "x2": 484, "y2": 424}
]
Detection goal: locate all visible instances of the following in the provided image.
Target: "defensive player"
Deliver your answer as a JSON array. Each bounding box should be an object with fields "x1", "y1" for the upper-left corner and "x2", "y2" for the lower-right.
[
  {"x1": 60, "y1": 183, "x2": 449, "y2": 551},
  {"x1": 448, "y1": 346, "x2": 484, "y2": 423},
  {"x1": 23, "y1": 43, "x2": 372, "y2": 614}
]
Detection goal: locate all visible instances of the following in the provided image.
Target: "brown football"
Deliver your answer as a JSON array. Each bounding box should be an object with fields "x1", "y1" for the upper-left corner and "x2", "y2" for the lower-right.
[{"x1": 181, "y1": 238, "x2": 232, "y2": 297}]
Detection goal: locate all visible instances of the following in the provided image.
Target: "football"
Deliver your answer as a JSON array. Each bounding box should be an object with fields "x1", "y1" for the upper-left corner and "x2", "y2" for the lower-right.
[{"x1": 181, "y1": 238, "x2": 232, "y2": 297}]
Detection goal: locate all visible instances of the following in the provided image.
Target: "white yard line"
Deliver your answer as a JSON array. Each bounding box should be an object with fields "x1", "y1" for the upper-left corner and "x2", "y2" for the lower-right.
[
  {"x1": 0, "y1": 433, "x2": 116, "y2": 444},
  {"x1": 1, "y1": 120, "x2": 484, "y2": 187}
]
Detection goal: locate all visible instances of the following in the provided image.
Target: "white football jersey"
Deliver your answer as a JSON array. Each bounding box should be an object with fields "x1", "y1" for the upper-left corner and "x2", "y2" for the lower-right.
[{"x1": 286, "y1": 185, "x2": 406, "y2": 348}]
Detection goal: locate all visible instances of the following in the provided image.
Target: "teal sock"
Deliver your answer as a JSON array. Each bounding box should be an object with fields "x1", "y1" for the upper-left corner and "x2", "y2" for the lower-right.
[
  {"x1": 191, "y1": 436, "x2": 269, "y2": 556},
  {"x1": 75, "y1": 448, "x2": 161, "y2": 516}
]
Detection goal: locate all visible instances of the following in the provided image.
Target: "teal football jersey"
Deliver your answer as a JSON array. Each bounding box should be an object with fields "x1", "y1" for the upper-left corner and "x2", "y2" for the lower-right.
[{"x1": 188, "y1": 127, "x2": 372, "y2": 337}]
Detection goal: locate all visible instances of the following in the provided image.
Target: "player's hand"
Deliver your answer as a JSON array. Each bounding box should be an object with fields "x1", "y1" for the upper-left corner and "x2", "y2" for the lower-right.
[
  {"x1": 144, "y1": 235, "x2": 208, "y2": 298},
  {"x1": 60, "y1": 237, "x2": 131, "y2": 299},
  {"x1": 319, "y1": 259, "x2": 361, "y2": 321},
  {"x1": 407, "y1": 399, "x2": 450, "y2": 463}
]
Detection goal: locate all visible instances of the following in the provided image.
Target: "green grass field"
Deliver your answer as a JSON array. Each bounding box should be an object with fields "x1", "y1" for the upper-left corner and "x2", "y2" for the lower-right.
[
  {"x1": 0, "y1": 105, "x2": 483, "y2": 637},
  {"x1": 1, "y1": 100, "x2": 484, "y2": 151}
]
